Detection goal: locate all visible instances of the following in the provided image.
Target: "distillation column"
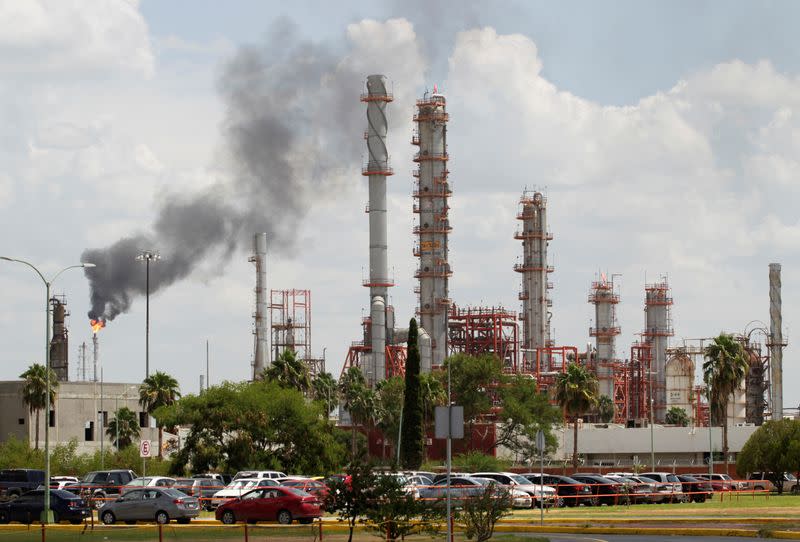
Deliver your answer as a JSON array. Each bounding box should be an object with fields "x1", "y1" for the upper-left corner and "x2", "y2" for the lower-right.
[
  {"x1": 361, "y1": 75, "x2": 394, "y2": 384},
  {"x1": 514, "y1": 192, "x2": 553, "y2": 368},
  {"x1": 589, "y1": 278, "x2": 620, "y2": 399},
  {"x1": 413, "y1": 89, "x2": 451, "y2": 368},
  {"x1": 769, "y1": 263, "x2": 785, "y2": 421},
  {"x1": 50, "y1": 297, "x2": 70, "y2": 381},
  {"x1": 643, "y1": 281, "x2": 674, "y2": 423},
  {"x1": 250, "y1": 233, "x2": 269, "y2": 379}
]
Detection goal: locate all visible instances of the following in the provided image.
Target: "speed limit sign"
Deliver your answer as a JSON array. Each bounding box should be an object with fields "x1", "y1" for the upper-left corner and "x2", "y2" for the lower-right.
[{"x1": 139, "y1": 440, "x2": 152, "y2": 458}]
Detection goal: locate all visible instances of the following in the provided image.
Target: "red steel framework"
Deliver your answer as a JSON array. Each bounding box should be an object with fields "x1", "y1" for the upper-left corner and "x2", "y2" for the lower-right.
[
  {"x1": 521, "y1": 346, "x2": 580, "y2": 393},
  {"x1": 447, "y1": 306, "x2": 518, "y2": 373},
  {"x1": 269, "y1": 289, "x2": 324, "y2": 376},
  {"x1": 628, "y1": 342, "x2": 653, "y2": 421},
  {"x1": 340, "y1": 316, "x2": 406, "y2": 380}
]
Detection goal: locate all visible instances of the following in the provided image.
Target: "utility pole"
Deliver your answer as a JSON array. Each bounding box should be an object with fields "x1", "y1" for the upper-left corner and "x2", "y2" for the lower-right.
[{"x1": 136, "y1": 251, "x2": 160, "y2": 379}]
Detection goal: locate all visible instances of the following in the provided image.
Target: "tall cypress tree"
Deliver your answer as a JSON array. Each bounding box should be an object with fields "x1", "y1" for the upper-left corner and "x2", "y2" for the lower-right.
[{"x1": 400, "y1": 318, "x2": 424, "y2": 468}]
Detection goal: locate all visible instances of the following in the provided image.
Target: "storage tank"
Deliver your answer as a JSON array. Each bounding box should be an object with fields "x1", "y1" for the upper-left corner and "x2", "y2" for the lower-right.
[{"x1": 665, "y1": 353, "x2": 693, "y2": 422}]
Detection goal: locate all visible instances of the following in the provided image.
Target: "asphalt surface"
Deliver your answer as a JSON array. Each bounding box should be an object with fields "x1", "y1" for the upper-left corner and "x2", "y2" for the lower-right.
[{"x1": 519, "y1": 535, "x2": 762, "y2": 542}]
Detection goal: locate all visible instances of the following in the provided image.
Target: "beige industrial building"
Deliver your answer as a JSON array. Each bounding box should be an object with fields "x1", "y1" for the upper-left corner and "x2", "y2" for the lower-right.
[{"x1": 0, "y1": 381, "x2": 160, "y2": 454}]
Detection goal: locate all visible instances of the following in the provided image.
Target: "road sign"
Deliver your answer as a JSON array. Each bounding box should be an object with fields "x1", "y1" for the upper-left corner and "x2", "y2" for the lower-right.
[
  {"x1": 434, "y1": 406, "x2": 464, "y2": 439},
  {"x1": 535, "y1": 430, "x2": 545, "y2": 451},
  {"x1": 139, "y1": 440, "x2": 152, "y2": 458}
]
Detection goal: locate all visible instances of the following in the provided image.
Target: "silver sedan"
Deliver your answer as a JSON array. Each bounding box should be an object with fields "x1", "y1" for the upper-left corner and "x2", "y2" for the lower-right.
[{"x1": 99, "y1": 487, "x2": 200, "y2": 524}]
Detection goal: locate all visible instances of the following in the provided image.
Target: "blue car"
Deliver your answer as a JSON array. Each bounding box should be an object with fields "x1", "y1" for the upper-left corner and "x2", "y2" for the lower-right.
[{"x1": 0, "y1": 489, "x2": 91, "y2": 524}]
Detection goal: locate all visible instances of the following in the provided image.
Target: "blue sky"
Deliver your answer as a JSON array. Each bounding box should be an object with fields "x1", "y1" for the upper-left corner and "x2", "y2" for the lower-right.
[{"x1": 1, "y1": 1, "x2": 799, "y2": 416}]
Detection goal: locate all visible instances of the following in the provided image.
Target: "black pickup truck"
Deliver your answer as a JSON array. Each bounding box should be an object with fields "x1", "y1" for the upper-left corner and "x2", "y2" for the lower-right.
[
  {"x1": 0, "y1": 469, "x2": 46, "y2": 500},
  {"x1": 63, "y1": 470, "x2": 136, "y2": 508}
]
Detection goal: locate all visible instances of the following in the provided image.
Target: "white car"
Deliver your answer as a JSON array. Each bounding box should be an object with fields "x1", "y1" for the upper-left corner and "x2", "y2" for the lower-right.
[
  {"x1": 472, "y1": 477, "x2": 532, "y2": 508},
  {"x1": 232, "y1": 471, "x2": 286, "y2": 481},
  {"x1": 50, "y1": 476, "x2": 79, "y2": 490},
  {"x1": 470, "y1": 472, "x2": 557, "y2": 508},
  {"x1": 210, "y1": 478, "x2": 279, "y2": 508},
  {"x1": 121, "y1": 476, "x2": 176, "y2": 494}
]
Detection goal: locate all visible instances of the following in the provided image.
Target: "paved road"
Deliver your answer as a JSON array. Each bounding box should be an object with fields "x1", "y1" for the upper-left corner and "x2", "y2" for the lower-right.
[{"x1": 520, "y1": 535, "x2": 761, "y2": 542}]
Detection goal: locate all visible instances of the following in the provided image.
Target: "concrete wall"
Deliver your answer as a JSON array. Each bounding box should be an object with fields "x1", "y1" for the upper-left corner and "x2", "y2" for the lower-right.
[{"x1": 0, "y1": 381, "x2": 159, "y2": 455}]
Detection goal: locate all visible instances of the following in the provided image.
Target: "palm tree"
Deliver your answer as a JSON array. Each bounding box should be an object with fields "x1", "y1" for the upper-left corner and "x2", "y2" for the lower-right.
[
  {"x1": 263, "y1": 349, "x2": 311, "y2": 393},
  {"x1": 339, "y1": 366, "x2": 375, "y2": 459},
  {"x1": 419, "y1": 372, "x2": 446, "y2": 459},
  {"x1": 311, "y1": 372, "x2": 338, "y2": 419},
  {"x1": 554, "y1": 363, "x2": 598, "y2": 470},
  {"x1": 703, "y1": 333, "x2": 748, "y2": 473},
  {"x1": 19, "y1": 363, "x2": 58, "y2": 450},
  {"x1": 596, "y1": 395, "x2": 615, "y2": 423},
  {"x1": 107, "y1": 407, "x2": 141, "y2": 449},
  {"x1": 139, "y1": 371, "x2": 181, "y2": 459}
]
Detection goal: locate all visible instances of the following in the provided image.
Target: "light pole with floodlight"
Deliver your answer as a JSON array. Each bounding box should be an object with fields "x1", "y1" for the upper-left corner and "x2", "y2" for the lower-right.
[
  {"x1": 136, "y1": 251, "x2": 160, "y2": 379},
  {"x1": 0, "y1": 257, "x2": 95, "y2": 523}
]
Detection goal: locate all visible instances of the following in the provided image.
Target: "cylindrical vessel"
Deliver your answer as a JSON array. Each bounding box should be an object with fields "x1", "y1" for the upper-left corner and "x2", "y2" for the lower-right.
[
  {"x1": 252, "y1": 233, "x2": 269, "y2": 379},
  {"x1": 769, "y1": 263, "x2": 783, "y2": 421},
  {"x1": 370, "y1": 296, "x2": 386, "y2": 385}
]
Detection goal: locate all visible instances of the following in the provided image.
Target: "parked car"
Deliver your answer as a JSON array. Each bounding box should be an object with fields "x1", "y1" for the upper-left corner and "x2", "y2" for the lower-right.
[
  {"x1": 603, "y1": 475, "x2": 653, "y2": 504},
  {"x1": 193, "y1": 473, "x2": 232, "y2": 485},
  {"x1": 431, "y1": 472, "x2": 473, "y2": 484},
  {"x1": 174, "y1": 478, "x2": 225, "y2": 510},
  {"x1": 232, "y1": 471, "x2": 286, "y2": 481},
  {"x1": 747, "y1": 472, "x2": 800, "y2": 494},
  {"x1": 215, "y1": 486, "x2": 322, "y2": 525},
  {"x1": 210, "y1": 478, "x2": 280, "y2": 509},
  {"x1": 470, "y1": 472, "x2": 557, "y2": 508},
  {"x1": 471, "y1": 477, "x2": 531, "y2": 508},
  {"x1": 67, "y1": 469, "x2": 137, "y2": 507},
  {"x1": 570, "y1": 474, "x2": 622, "y2": 506},
  {"x1": 99, "y1": 487, "x2": 200, "y2": 525},
  {"x1": 49, "y1": 476, "x2": 79, "y2": 491},
  {"x1": 418, "y1": 476, "x2": 487, "y2": 505},
  {"x1": 639, "y1": 472, "x2": 687, "y2": 502},
  {"x1": 522, "y1": 473, "x2": 594, "y2": 507},
  {"x1": 0, "y1": 489, "x2": 90, "y2": 524},
  {"x1": 122, "y1": 477, "x2": 176, "y2": 494},
  {"x1": 0, "y1": 469, "x2": 46, "y2": 500},
  {"x1": 694, "y1": 473, "x2": 745, "y2": 492},
  {"x1": 403, "y1": 471, "x2": 437, "y2": 481},
  {"x1": 676, "y1": 474, "x2": 713, "y2": 502}
]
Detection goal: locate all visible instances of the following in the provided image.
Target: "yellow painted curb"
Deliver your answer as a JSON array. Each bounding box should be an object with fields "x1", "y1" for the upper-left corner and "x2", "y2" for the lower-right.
[
  {"x1": 493, "y1": 525, "x2": 760, "y2": 537},
  {"x1": 500, "y1": 516, "x2": 797, "y2": 525}
]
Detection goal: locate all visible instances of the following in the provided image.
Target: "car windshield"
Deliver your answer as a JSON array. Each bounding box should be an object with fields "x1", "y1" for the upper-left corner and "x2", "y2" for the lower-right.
[
  {"x1": 558, "y1": 477, "x2": 581, "y2": 484},
  {"x1": 286, "y1": 488, "x2": 309, "y2": 497},
  {"x1": 638, "y1": 476, "x2": 656, "y2": 483},
  {"x1": 786, "y1": 473, "x2": 797, "y2": 481},
  {"x1": 720, "y1": 475, "x2": 733, "y2": 480},
  {"x1": 510, "y1": 475, "x2": 531, "y2": 485}
]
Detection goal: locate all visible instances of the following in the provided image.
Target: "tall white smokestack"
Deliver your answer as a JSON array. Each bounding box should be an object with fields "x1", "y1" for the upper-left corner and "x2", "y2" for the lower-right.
[
  {"x1": 769, "y1": 263, "x2": 785, "y2": 421},
  {"x1": 251, "y1": 233, "x2": 269, "y2": 379},
  {"x1": 361, "y1": 75, "x2": 393, "y2": 383}
]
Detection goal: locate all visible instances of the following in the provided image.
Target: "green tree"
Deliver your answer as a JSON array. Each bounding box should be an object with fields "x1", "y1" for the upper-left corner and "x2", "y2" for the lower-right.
[
  {"x1": 375, "y1": 377, "x2": 405, "y2": 461},
  {"x1": 106, "y1": 407, "x2": 141, "y2": 450},
  {"x1": 159, "y1": 380, "x2": 345, "y2": 474},
  {"x1": 19, "y1": 363, "x2": 58, "y2": 451},
  {"x1": 339, "y1": 367, "x2": 375, "y2": 459},
  {"x1": 494, "y1": 375, "x2": 562, "y2": 461},
  {"x1": 324, "y1": 461, "x2": 378, "y2": 542},
  {"x1": 400, "y1": 318, "x2": 424, "y2": 469},
  {"x1": 458, "y1": 482, "x2": 512, "y2": 542},
  {"x1": 419, "y1": 372, "x2": 446, "y2": 460},
  {"x1": 736, "y1": 419, "x2": 800, "y2": 494},
  {"x1": 703, "y1": 333, "x2": 748, "y2": 473},
  {"x1": 554, "y1": 363, "x2": 598, "y2": 470},
  {"x1": 441, "y1": 353, "x2": 503, "y2": 427},
  {"x1": 665, "y1": 406, "x2": 690, "y2": 427},
  {"x1": 311, "y1": 371, "x2": 338, "y2": 419},
  {"x1": 263, "y1": 348, "x2": 311, "y2": 393},
  {"x1": 139, "y1": 371, "x2": 181, "y2": 459},
  {"x1": 596, "y1": 395, "x2": 615, "y2": 423}
]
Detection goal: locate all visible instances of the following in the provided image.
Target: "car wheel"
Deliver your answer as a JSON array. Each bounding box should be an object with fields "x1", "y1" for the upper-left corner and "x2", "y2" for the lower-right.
[
  {"x1": 155, "y1": 511, "x2": 169, "y2": 525},
  {"x1": 277, "y1": 509, "x2": 292, "y2": 525},
  {"x1": 221, "y1": 511, "x2": 236, "y2": 525},
  {"x1": 588, "y1": 496, "x2": 600, "y2": 507},
  {"x1": 556, "y1": 497, "x2": 565, "y2": 508},
  {"x1": 755, "y1": 485, "x2": 765, "y2": 491},
  {"x1": 177, "y1": 518, "x2": 190, "y2": 524},
  {"x1": 101, "y1": 511, "x2": 116, "y2": 525},
  {"x1": 695, "y1": 496, "x2": 706, "y2": 503},
  {"x1": 93, "y1": 493, "x2": 106, "y2": 509}
]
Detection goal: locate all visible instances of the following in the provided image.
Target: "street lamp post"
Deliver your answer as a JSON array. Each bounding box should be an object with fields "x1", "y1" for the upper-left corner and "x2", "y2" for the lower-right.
[
  {"x1": 136, "y1": 251, "x2": 160, "y2": 379},
  {"x1": 0, "y1": 257, "x2": 95, "y2": 524}
]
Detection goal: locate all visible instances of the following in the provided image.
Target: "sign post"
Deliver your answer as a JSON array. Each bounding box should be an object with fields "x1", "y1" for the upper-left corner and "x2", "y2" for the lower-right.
[
  {"x1": 139, "y1": 440, "x2": 151, "y2": 476},
  {"x1": 536, "y1": 430, "x2": 545, "y2": 526},
  {"x1": 436, "y1": 405, "x2": 464, "y2": 542}
]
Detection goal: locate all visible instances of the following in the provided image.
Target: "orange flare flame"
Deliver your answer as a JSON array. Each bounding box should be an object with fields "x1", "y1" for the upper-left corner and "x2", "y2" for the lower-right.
[{"x1": 90, "y1": 319, "x2": 105, "y2": 334}]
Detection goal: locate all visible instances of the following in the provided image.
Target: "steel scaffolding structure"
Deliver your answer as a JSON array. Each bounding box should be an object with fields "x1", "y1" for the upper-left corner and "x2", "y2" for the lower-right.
[
  {"x1": 588, "y1": 278, "x2": 621, "y2": 401},
  {"x1": 269, "y1": 289, "x2": 324, "y2": 376},
  {"x1": 447, "y1": 306, "x2": 518, "y2": 373},
  {"x1": 642, "y1": 280, "x2": 674, "y2": 423}
]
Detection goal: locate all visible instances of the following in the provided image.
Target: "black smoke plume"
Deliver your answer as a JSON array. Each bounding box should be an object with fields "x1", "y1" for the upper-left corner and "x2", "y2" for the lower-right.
[{"x1": 83, "y1": 19, "x2": 365, "y2": 322}]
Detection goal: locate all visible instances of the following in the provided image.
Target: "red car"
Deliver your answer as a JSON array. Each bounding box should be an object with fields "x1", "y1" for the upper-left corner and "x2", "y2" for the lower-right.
[{"x1": 215, "y1": 486, "x2": 321, "y2": 525}]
